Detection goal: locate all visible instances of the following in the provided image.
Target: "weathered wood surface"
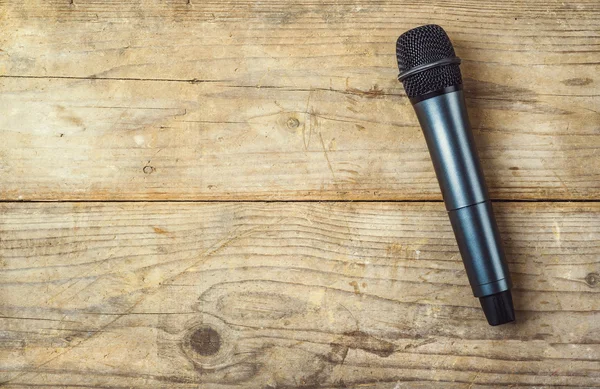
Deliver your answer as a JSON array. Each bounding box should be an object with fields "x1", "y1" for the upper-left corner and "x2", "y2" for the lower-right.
[
  {"x1": 1, "y1": 0, "x2": 599, "y2": 200},
  {"x1": 1, "y1": 1, "x2": 600, "y2": 388},
  {"x1": 1, "y1": 202, "x2": 599, "y2": 388}
]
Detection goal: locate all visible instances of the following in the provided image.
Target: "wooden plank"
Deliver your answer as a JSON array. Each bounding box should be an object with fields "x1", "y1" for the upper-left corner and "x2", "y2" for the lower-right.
[
  {"x1": 1, "y1": 1, "x2": 599, "y2": 200},
  {"x1": 1, "y1": 202, "x2": 599, "y2": 388}
]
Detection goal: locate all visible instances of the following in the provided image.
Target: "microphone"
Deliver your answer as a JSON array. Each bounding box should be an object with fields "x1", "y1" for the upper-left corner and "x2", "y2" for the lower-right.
[{"x1": 395, "y1": 25, "x2": 515, "y2": 326}]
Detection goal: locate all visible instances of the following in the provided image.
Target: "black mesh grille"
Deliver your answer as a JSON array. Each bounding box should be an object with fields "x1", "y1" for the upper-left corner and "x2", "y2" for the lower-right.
[{"x1": 396, "y1": 24, "x2": 462, "y2": 99}]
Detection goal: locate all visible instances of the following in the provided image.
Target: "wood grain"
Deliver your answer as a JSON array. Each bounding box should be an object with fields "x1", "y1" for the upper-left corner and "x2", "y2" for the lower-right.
[
  {"x1": 1, "y1": 202, "x2": 599, "y2": 388},
  {"x1": 1, "y1": 0, "x2": 599, "y2": 200},
  {"x1": 1, "y1": 1, "x2": 599, "y2": 388}
]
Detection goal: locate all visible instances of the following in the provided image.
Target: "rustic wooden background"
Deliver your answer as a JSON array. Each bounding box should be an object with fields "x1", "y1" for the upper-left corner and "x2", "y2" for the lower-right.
[{"x1": 1, "y1": 0, "x2": 599, "y2": 388}]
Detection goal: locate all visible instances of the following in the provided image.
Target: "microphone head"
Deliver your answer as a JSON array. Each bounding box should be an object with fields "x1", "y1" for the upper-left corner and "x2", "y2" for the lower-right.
[{"x1": 396, "y1": 24, "x2": 462, "y2": 99}]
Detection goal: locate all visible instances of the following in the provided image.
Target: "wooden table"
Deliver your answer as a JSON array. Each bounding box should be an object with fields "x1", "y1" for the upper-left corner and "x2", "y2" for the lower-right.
[{"x1": 1, "y1": 1, "x2": 599, "y2": 387}]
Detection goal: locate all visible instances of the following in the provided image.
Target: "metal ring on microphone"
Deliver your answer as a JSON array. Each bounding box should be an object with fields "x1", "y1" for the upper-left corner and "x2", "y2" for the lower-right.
[{"x1": 398, "y1": 57, "x2": 462, "y2": 81}]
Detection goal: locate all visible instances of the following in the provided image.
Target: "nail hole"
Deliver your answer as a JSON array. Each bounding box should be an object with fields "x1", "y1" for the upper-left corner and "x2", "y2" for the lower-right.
[
  {"x1": 585, "y1": 273, "x2": 598, "y2": 287},
  {"x1": 190, "y1": 327, "x2": 221, "y2": 356},
  {"x1": 286, "y1": 117, "x2": 300, "y2": 129},
  {"x1": 143, "y1": 165, "x2": 155, "y2": 174}
]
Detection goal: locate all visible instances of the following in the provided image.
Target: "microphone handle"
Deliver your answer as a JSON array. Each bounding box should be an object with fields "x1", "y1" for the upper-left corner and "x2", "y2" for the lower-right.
[{"x1": 412, "y1": 90, "x2": 512, "y2": 298}]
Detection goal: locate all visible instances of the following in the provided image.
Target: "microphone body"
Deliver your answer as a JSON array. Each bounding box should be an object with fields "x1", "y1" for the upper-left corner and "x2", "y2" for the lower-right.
[
  {"x1": 414, "y1": 90, "x2": 511, "y2": 298},
  {"x1": 396, "y1": 25, "x2": 514, "y2": 325}
]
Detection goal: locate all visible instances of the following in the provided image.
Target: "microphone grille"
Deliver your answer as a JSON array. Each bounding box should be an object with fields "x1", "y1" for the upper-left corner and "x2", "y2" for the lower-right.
[{"x1": 396, "y1": 25, "x2": 462, "y2": 99}]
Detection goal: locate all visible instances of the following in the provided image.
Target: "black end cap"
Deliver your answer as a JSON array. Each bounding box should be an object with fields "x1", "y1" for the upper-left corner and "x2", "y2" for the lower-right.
[{"x1": 479, "y1": 290, "x2": 515, "y2": 326}]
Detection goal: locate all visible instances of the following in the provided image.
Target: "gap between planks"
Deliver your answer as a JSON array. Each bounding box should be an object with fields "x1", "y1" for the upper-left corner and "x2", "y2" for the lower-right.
[{"x1": 0, "y1": 199, "x2": 598, "y2": 204}]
